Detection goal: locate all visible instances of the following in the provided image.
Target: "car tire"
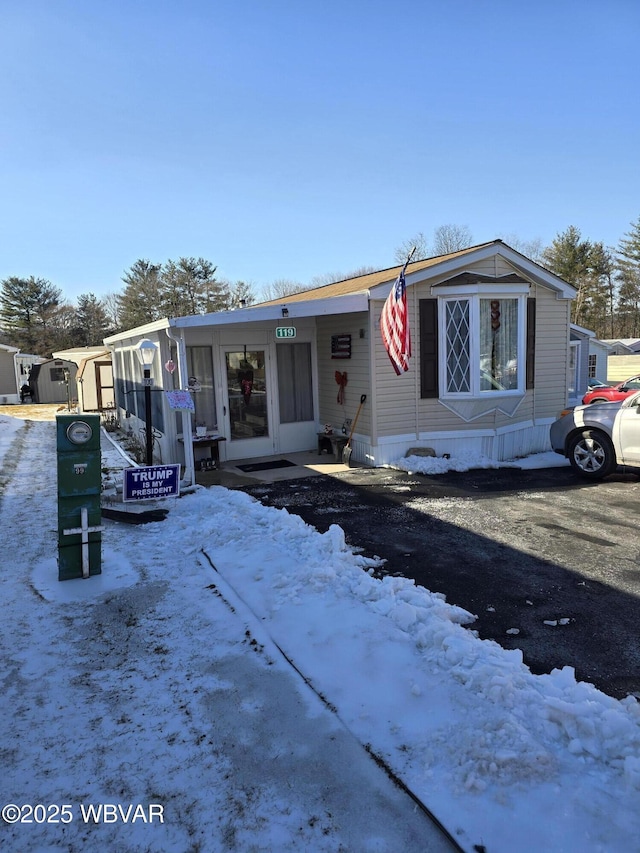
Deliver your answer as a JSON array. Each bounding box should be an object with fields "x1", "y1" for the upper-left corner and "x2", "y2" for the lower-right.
[
  {"x1": 567, "y1": 429, "x2": 616, "y2": 479},
  {"x1": 587, "y1": 397, "x2": 609, "y2": 404}
]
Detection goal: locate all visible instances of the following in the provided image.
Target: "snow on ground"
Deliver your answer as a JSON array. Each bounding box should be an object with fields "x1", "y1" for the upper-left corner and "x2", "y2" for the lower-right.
[
  {"x1": 389, "y1": 450, "x2": 570, "y2": 476},
  {"x1": 0, "y1": 411, "x2": 638, "y2": 853}
]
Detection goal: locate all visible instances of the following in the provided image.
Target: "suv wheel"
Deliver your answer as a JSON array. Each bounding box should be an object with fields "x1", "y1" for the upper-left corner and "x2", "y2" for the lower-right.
[{"x1": 568, "y1": 429, "x2": 616, "y2": 479}]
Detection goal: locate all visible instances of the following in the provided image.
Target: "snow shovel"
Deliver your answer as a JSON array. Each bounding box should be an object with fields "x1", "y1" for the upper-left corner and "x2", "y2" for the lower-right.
[{"x1": 342, "y1": 394, "x2": 367, "y2": 466}]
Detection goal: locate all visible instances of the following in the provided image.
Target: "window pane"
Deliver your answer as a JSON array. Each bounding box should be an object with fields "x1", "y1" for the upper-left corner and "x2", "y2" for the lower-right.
[
  {"x1": 187, "y1": 346, "x2": 216, "y2": 430},
  {"x1": 226, "y1": 351, "x2": 268, "y2": 440},
  {"x1": 479, "y1": 299, "x2": 518, "y2": 391},
  {"x1": 277, "y1": 343, "x2": 313, "y2": 423},
  {"x1": 446, "y1": 300, "x2": 470, "y2": 393}
]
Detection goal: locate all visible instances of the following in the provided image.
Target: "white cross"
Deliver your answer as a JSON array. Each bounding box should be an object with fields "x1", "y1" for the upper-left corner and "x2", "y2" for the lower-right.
[{"x1": 62, "y1": 506, "x2": 104, "y2": 579}]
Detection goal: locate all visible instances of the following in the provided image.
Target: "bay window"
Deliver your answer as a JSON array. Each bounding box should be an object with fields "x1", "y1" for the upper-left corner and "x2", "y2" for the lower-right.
[
  {"x1": 443, "y1": 295, "x2": 523, "y2": 395},
  {"x1": 420, "y1": 286, "x2": 535, "y2": 399}
]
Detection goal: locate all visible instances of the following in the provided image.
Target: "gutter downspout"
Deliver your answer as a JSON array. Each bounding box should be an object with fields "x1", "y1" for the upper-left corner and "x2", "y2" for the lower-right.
[{"x1": 166, "y1": 325, "x2": 195, "y2": 487}]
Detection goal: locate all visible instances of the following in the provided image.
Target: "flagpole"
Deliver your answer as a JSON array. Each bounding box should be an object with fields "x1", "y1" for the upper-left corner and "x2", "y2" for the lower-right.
[
  {"x1": 403, "y1": 245, "x2": 417, "y2": 272},
  {"x1": 380, "y1": 246, "x2": 417, "y2": 375}
]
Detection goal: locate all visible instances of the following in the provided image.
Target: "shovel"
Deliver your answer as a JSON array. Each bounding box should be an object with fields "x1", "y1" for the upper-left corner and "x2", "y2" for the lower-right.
[{"x1": 342, "y1": 394, "x2": 367, "y2": 466}]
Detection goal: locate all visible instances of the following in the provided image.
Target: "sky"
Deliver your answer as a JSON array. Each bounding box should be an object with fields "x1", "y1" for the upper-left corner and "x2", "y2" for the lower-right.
[
  {"x1": 1, "y1": 0, "x2": 639, "y2": 304},
  {"x1": 1, "y1": 407, "x2": 639, "y2": 852}
]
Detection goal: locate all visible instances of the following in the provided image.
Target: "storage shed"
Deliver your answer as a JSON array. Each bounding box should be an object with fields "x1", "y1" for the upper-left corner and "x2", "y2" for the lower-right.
[{"x1": 29, "y1": 358, "x2": 78, "y2": 405}]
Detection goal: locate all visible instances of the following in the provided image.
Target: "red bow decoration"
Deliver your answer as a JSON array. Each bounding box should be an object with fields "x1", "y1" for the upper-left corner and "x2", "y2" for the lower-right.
[{"x1": 335, "y1": 371, "x2": 347, "y2": 404}]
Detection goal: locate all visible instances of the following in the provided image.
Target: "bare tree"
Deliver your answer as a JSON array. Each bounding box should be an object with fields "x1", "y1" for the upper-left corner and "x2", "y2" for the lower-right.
[
  {"x1": 497, "y1": 233, "x2": 544, "y2": 264},
  {"x1": 259, "y1": 279, "x2": 306, "y2": 302},
  {"x1": 308, "y1": 266, "x2": 377, "y2": 288},
  {"x1": 393, "y1": 232, "x2": 430, "y2": 264},
  {"x1": 218, "y1": 279, "x2": 257, "y2": 309},
  {"x1": 432, "y1": 224, "x2": 474, "y2": 255},
  {"x1": 101, "y1": 292, "x2": 121, "y2": 329}
]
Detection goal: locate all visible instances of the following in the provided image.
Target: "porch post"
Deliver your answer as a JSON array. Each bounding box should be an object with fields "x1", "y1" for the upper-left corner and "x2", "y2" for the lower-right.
[{"x1": 166, "y1": 327, "x2": 196, "y2": 487}]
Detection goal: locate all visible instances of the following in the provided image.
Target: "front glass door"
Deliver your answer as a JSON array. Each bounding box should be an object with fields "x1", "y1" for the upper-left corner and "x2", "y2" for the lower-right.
[{"x1": 225, "y1": 350, "x2": 270, "y2": 444}]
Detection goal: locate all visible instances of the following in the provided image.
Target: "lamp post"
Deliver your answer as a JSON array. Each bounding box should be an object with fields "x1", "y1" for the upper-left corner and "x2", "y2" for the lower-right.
[{"x1": 135, "y1": 339, "x2": 158, "y2": 465}]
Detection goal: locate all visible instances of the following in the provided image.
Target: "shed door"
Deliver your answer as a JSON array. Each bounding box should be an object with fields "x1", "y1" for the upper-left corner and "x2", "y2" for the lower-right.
[{"x1": 95, "y1": 361, "x2": 114, "y2": 409}]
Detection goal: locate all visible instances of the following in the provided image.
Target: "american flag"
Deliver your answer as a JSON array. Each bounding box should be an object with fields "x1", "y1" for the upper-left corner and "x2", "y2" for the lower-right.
[{"x1": 380, "y1": 260, "x2": 412, "y2": 375}]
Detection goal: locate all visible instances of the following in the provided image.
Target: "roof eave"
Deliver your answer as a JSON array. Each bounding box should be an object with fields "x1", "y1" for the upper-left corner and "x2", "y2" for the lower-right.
[
  {"x1": 368, "y1": 241, "x2": 577, "y2": 300},
  {"x1": 170, "y1": 293, "x2": 370, "y2": 328},
  {"x1": 104, "y1": 318, "x2": 170, "y2": 346}
]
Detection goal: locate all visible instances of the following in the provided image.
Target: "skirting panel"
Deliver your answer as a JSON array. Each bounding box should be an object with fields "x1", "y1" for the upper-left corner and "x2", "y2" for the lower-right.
[{"x1": 366, "y1": 423, "x2": 553, "y2": 467}]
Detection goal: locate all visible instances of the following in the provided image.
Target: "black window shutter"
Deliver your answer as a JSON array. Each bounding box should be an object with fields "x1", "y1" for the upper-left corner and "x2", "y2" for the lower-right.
[
  {"x1": 420, "y1": 299, "x2": 439, "y2": 398},
  {"x1": 526, "y1": 297, "x2": 536, "y2": 389}
]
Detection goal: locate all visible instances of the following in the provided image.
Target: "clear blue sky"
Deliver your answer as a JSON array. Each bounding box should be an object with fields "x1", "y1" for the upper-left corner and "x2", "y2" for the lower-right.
[{"x1": 1, "y1": 0, "x2": 639, "y2": 303}]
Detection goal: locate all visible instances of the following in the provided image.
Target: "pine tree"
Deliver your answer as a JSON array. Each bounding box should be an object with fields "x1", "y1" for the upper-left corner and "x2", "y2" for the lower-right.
[
  {"x1": 542, "y1": 227, "x2": 595, "y2": 327},
  {"x1": 73, "y1": 294, "x2": 113, "y2": 345},
  {"x1": 0, "y1": 276, "x2": 63, "y2": 354},
  {"x1": 160, "y1": 257, "x2": 224, "y2": 317},
  {"x1": 580, "y1": 242, "x2": 615, "y2": 338},
  {"x1": 117, "y1": 260, "x2": 163, "y2": 329},
  {"x1": 616, "y1": 217, "x2": 640, "y2": 337}
]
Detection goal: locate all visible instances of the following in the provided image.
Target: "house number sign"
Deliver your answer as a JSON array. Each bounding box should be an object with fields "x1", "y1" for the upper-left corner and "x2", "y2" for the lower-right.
[{"x1": 275, "y1": 327, "x2": 296, "y2": 339}]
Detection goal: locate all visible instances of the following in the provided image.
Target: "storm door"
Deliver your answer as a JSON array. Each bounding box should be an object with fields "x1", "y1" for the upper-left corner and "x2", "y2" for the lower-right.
[{"x1": 223, "y1": 348, "x2": 274, "y2": 458}]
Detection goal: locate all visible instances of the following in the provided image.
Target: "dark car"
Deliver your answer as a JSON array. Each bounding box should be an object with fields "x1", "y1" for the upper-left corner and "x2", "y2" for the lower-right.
[
  {"x1": 551, "y1": 392, "x2": 640, "y2": 478},
  {"x1": 586, "y1": 378, "x2": 611, "y2": 391},
  {"x1": 582, "y1": 375, "x2": 640, "y2": 405}
]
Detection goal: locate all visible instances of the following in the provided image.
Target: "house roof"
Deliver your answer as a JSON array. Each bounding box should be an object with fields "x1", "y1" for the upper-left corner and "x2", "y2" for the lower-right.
[
  {"x1": 601, "y1": 338, "x2": 640, "y2": 352},
  {"x1": 105, "y1": 240, "x2": 576, "y2": 344},
  {"x1": 256, "y1": 243, "x2": 494, "y2": 306}
]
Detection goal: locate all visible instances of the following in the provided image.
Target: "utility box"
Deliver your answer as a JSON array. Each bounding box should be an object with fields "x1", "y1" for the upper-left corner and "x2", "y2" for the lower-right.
[{"x1": 56, "y1": 414, "x2": 103, "y2": 580}]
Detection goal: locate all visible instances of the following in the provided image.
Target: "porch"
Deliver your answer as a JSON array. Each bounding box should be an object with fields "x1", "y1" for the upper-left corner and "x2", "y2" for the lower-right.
[{"x1": 194, "y1": 447, "x2": 354, "y2": 488}]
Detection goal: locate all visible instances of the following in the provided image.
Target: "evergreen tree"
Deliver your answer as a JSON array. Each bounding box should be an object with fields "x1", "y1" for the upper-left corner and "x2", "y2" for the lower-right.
[
  {"x1": 160, "y1": 257, "x2": 224, "y2": 317},
  {"x1": 542, "y1": 226, "x2": 595, "y2": 327},
  {"x1": 117, "y1": 260, "x2": 163, "y2": 329},
  {"x1": 0, "y1": 275, "x2": 63, "y2": 354},
  {"x1": 580, "y1": 242, "x2": 615, "y2": 338},
  {"x1": 73, "y1": 294, "x2": 113, "y2": 345},
  {"x1": 616, "y1": 216, "x2": 640, "y2": 337},
  {"x1": 116, "y1": 257, "x2": 227, "y2": 326}
]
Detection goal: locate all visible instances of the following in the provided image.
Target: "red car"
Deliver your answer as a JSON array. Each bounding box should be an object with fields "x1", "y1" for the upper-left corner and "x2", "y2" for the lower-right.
[{"x1": 582, "y1": 375, "x2": 640, "y2": 405}]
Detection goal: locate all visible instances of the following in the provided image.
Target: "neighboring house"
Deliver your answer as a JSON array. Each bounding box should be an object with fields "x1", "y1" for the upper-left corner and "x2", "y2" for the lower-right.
[
  {"x1": 29, "y1": 358, "x2": 78, "y2": 405},
  {"x1": 53, "y1": 347, "x2": 114, "y2": 413},
  {"x1": 0, "y1": 344, "x2": 19, "y2": 403},
  {"x1": 601, "y1": 338, "x2": 639, "y2": 355},
  {"x1": 607, "y1": 354, "x2": 640, "y2": 383},
  {"x1": 568, "y1": 325, "x2": 593, "y2": 407},
  {"x1": 567, "y1": 326, "x2": 612, "y2": 405},
  {"x1": 0, "y1": 345, "x2": 43, "y2": 403},
  {"x1": 587, "y1": 337, "x2": 611, "y2": 386},
  {"x1": 104, "y1": 240, "x2": 576, "y2": 479}
]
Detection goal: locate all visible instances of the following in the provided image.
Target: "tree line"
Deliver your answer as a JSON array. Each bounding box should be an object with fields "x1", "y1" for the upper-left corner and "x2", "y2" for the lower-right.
[
  {"x1": 1, "y1": 218, "x2": 639, "y2": 357},
  {"x1": 0, "y1": 257, "x2": 256, "y2": 357}
]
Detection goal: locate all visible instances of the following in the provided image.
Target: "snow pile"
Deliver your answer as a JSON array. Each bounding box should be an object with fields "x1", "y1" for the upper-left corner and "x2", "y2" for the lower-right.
[
  {"x1": 0, "y1": 413, "x2": 637, "y2": 852},
  {"x1": 388, "y1": 450, "x2": 569, "y2": 475}
]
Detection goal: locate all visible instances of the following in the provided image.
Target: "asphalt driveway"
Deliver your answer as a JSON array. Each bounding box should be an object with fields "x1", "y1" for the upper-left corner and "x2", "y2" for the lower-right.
[{"x1": 241, "y1": 464, "x2": 640, "y2": 701}]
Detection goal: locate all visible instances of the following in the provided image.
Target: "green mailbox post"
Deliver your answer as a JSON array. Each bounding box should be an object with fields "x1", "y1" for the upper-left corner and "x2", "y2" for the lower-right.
[{"x1": 56, "y1": 414, "x2": 103, "y2": 580}]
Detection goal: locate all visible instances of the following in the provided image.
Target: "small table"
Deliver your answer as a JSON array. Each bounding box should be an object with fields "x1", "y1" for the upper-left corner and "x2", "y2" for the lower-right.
[
  {"x1": 317, "y1": 432, "x2": 348, "y2": 462},
  {"x1": 179, "y1": 434, "x2": 226, "y2": 470}
]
